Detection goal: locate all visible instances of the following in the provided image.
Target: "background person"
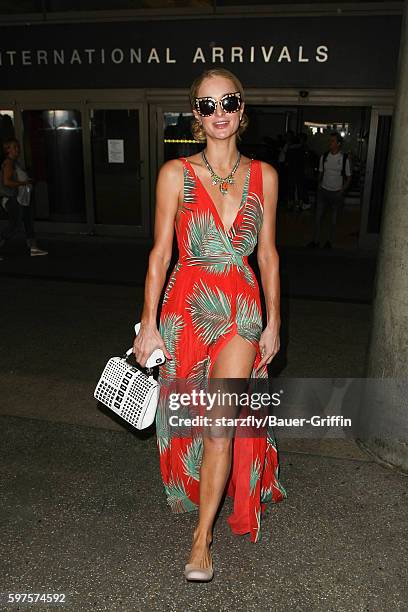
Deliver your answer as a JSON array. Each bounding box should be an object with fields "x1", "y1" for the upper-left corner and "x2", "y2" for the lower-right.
[
  {"x1": 307, "y1": 131, "x2": 352, "y2": 248},
  {"x1": 0, "y1": 138, "x2": 48, "y2": 259}
]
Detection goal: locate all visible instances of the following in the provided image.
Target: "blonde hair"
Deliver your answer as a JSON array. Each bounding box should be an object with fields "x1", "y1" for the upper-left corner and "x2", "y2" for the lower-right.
[
  {"x1": 3, "y1": 138, "x2": 19, "y2": 155},
  {"x1": 190, "y1": 68, "x2": 249, "y2": 143}
]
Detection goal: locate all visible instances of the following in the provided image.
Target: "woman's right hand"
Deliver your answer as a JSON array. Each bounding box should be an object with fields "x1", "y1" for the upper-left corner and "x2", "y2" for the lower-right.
[{"x1": 132, "y1": 323, "x2": 172, "y2": 368}]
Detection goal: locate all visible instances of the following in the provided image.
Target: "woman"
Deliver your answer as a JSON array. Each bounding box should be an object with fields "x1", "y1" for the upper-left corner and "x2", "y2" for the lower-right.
[
  {"x1": 0, "y1": 138, "x2": 48, "y2": 258},
  {"x1": 133, "y1": 68, "x2": 286, "y2": 582}
]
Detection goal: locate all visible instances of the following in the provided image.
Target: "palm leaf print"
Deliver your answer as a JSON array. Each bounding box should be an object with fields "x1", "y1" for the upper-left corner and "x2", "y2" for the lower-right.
[
  {"x1": 182, "y1": 210, "x2": 214, "y2": 259},
  {"x1": 250, "y1": 456, "x2": 262, "y2": 496},
  {"x1": 251, "y1": 361, "x2": 269, "y2": 378},
  {"x1": 180, "y1": 438, "x2": 203, "y2": 481},
  {"x1": 186, "y1": 281, "x2": 232, "y2": 345},
  {"x1": 267, "y1": 427, "x2": 277, "y2": 450},
  {"x1": 175, "y1": 166, "x2": 197, "y2": 223},
  {"x1": 253, "y1": 507, "x2": 262, "y2": 543},
  {"x1": 201, "y1": 230, "x2": 246, "y2": 276},
  {"x1": 162, "y1": 262, "x2": 181, "y2": 306},
  {"x1": 228, "y1": 164, "x2": 250, "y2": 238},
  {"x1": 273, "y1": 463, "x2": 287, "y2": 497},
  {"x1": 239, "y1": 264, "x2": 255, "y2": 289},
  {"x1": 257, "y1": 365, "x2": 269, "y2": 379},
  {"x1": 183, "y1": 166, "x2": 197, "y2": 204},
  {"x1": 239, "y1": 162, "x2": 251, "y2": 211},
  {"x1": 261, "y1": 484, "x2": 273, "y2": 503},
  {"x1": 159, "y1": 313, "x2": 185, "y2": 383},
  {"x1": 272, "y1": 472, "x2": 288, "y2": 498},
  {"x1": 155, "y1": 391, "x2": 170, "y2": 455},
  {"x1": 164, "y1": 477, "x2": 198, "y2": 512},
  {"x1": 236, "y1": 294, "x2": 263, "y2": 343},
  {"x1": 184, "y1": 213, "x2": 249, "y2": 278},
  {"x1": 188, "y1": 356, "x2": 211, "y2": 390},
  {"x1": 236, "y1": 192, "x2": 264, "y2": 256}
]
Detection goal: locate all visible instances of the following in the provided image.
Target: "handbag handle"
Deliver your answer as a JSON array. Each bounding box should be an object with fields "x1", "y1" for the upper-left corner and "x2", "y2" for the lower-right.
[{"x1": 123, "y1": 347, "x2": 155, "y2": 377}]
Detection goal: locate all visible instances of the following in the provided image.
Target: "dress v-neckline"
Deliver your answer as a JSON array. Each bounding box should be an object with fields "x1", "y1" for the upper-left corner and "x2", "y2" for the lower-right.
[{"x1": 184, "y1": 157, "x2": 253, "y2": 235}]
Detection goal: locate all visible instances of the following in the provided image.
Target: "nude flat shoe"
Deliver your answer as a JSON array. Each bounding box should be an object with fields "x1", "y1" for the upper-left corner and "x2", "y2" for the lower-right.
[{"x1": 184, "y1": 559, "x2": 214, "y2": 582}]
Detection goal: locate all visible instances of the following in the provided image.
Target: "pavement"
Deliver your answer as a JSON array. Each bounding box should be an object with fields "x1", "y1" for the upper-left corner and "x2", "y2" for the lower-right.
[{"x1": 1, "y1": 235, "x2": 407, "y2": 611}]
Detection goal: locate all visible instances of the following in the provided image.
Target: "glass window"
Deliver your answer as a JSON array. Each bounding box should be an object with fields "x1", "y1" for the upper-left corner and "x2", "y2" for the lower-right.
[
  {"x1": 90, "y1": 108, "x2": 143, "y2": 226},
  {"x1": 235, "y1": 104, "x2": 370, "y2": 249},
  {"x1": 22, "y1": 109, "x2": 86, "y2": 223},
  {"x1": 163, "y1": 112, "x2": 204, "y2": 162}
]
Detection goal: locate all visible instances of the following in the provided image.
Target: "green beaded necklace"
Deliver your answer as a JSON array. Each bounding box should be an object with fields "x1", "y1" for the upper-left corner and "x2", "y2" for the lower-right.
[{"x1": 201, "y1": 150, "x2": 241, "y2": 196}]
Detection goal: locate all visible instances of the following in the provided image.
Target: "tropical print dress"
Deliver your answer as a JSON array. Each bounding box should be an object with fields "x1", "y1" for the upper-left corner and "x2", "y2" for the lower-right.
[{"x1": 156, "y1": 157, "x2": 287, "y2": 542}]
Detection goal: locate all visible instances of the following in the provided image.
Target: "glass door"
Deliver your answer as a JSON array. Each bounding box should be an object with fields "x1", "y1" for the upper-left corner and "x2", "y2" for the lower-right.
[
  {"x1": 89, "y1": 104, "x2": 148, "y2": 236},
  {"x1": 240, "y1": 104, "x2": 370, "y2": 249},
  {"x1": 21, "y1": 108, "x2": 86, "y2": 223},
  {"x1": 154, "y1": 105, "x2": 204, "y2": 168}
]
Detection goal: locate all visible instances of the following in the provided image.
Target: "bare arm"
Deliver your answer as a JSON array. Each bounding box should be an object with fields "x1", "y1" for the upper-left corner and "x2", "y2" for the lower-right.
[
  {"x1": 2, "y1": 159, "x2": 29, "y2": 188},
  {"x1": 133, "y1": 159, "x2": 182, "y2": 367},
  {"x1": 256, "y1": 162, "x2": 280, "y2": 371}
]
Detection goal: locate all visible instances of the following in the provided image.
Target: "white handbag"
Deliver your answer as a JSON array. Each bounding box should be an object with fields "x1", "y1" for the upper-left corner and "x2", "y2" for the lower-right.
[{"x1": 94, "y1": 347, "x2": 160, "y2": 430}]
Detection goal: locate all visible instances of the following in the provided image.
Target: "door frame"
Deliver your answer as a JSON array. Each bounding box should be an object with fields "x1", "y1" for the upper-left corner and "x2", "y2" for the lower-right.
[
  {"x1": 358, "y1": 106, "x2": 393, "y2": 250},
  {"x1": 85, "y1": 101, "x2": 149, "y2": 237},
  {"x1": 1, "y1": 89, "x2": 150, "y2": 238}
]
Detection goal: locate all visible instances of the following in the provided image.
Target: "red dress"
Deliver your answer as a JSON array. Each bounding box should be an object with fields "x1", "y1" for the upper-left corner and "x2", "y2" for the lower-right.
[{"x1": 156, "y1": 157, "x2": 286, "y2": 542}]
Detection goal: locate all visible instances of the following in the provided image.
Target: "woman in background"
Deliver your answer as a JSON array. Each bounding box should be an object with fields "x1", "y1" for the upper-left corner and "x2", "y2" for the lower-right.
[{"x1": 0, "y1": 138, "x2": 47, "y2": 259}]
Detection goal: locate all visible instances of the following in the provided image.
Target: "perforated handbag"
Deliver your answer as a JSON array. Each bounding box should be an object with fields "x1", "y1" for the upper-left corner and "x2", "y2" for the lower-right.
[{"x1": 94, "y1": 347, "x2": 160, "y2": 430}]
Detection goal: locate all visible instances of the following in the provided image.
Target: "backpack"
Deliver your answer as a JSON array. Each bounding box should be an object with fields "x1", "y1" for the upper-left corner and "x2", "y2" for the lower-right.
[{"x1": 322, "y1": 151, "x2": 350, "y2": 178}]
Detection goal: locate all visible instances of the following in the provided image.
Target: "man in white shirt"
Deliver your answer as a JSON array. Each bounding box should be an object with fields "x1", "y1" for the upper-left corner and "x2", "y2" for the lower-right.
[{"x1": 307, "y1": 132, "x2": 352, "y2": 248}]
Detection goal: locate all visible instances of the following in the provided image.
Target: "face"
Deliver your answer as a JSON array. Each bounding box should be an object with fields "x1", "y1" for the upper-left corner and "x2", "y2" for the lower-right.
[
  {"x1": 7, "y1": 142, "x2": 20, "y2": 159},
  {"x1": 193, "y1": 75, "x2": 244, "y2": 142},
  {"x1": 329, "y1": 135, "x2": 340, "y2": 152}
]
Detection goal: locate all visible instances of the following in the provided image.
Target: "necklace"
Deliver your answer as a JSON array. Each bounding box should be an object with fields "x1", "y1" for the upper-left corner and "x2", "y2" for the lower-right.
[{"x1": 201, "y1": 150, "x2": 241, "y2": 196}]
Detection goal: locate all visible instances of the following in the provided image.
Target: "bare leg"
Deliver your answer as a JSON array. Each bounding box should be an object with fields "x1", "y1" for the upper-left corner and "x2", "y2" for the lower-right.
[{"x1": 187, "y1": 334, "x2": 256, "y2": 568}]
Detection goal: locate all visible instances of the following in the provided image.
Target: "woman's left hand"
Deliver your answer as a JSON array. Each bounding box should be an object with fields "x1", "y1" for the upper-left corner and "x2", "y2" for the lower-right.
[{"x1": 256, "y1": 322, "x2": 280, "y2": 372}]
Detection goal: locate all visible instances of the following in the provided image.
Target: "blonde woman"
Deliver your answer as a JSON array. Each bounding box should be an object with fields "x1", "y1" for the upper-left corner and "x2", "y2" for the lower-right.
[
  {"x1": 133, "y1": 68, "x2": 286, "y2": 582},
  {"x1": 0, "y1": 138, "x2": 47, "y2": 258}
]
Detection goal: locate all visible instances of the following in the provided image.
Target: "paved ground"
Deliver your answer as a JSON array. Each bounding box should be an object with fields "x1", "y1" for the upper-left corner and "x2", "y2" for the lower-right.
[
  {"x1": 2, "y1": 415, "x2": 407, "y2": 612},
  {"x1": 1, "y1": 239, "x2": 407, "y2": 611}
]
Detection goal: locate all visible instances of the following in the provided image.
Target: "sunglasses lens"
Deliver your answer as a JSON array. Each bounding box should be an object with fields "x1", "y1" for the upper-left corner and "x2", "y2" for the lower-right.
[
  {"x1": 197, "y1": 99, "x2": 216, "y2": 116},
  {"x1": 222, "y1": 95, "x2": 241, "y2": 113}
]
